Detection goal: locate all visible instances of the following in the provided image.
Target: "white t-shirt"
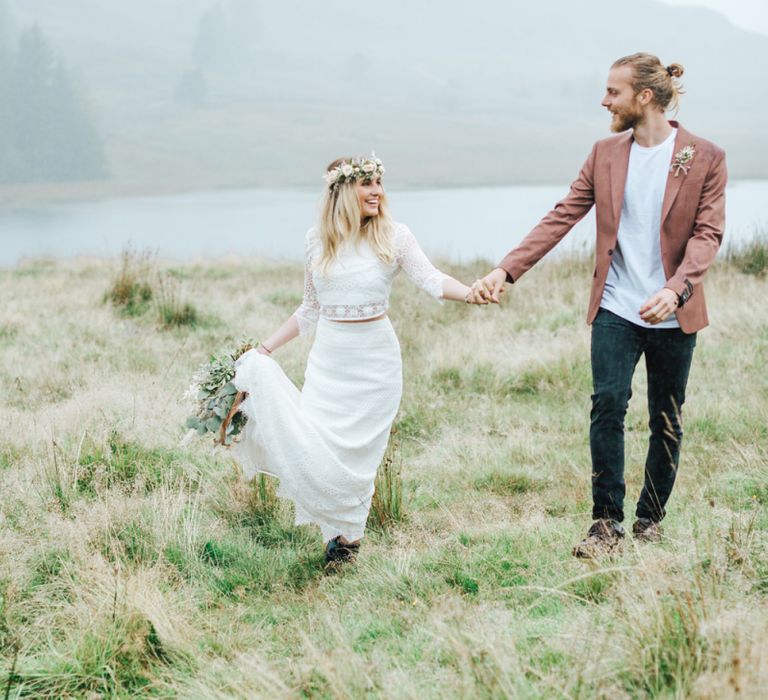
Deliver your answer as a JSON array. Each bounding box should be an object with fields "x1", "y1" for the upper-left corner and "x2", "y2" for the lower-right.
[{"x1": 600, "y1": 128, "x2": 679, "y2": 329}]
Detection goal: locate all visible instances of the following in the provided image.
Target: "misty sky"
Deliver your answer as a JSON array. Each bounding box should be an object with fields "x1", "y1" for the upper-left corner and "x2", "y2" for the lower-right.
[{"x1": 663, "y1": 0, "x2": 768, "y2": 35}]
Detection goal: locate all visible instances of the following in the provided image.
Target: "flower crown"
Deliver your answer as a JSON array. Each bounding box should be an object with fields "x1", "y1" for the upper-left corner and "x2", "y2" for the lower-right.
[{"x1": 324, "y1": 154, "x2": 385, "y2": 190}]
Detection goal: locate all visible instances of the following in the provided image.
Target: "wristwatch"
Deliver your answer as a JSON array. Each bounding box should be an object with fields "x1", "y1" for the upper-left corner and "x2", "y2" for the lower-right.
[{"x1": 677, "y1": 279, "x2": 693, "y2": 308}]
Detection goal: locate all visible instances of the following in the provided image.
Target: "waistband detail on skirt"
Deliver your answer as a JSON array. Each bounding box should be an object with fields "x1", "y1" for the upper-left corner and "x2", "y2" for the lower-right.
[{"x1": 317, "y1": 315, "x2": 394, "y2": 334}]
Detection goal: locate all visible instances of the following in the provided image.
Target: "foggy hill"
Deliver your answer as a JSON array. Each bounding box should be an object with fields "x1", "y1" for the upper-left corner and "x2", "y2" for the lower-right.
[{"x1": 3, "y1": 0, "x2": 767, "y2": 194}]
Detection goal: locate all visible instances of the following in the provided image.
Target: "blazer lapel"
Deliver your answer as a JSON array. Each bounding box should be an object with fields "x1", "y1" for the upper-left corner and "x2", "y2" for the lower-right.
[
  {"x1": 609, "y1": 132, "x2": 633, "y2": 230},
  {"x1": 661, "y1": 123, "x2": 693, "y2": 224}
]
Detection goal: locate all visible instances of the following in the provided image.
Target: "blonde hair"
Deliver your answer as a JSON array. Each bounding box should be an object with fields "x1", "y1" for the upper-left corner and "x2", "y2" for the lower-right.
[
  {"x1": 612, "y1": 53, "x2": 685, "y2": 113},
  {"x1": 315, "y1": 157, "x2": 395, "y2": 273}
]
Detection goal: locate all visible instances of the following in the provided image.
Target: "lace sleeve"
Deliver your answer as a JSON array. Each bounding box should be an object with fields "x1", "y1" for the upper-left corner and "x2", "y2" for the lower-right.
[
  {"x1": 293, "y1": 230, "x2": 320, "y2": 336},
  {"x1": 394, "y1": 224, "x2": 448, "y2": 300}
]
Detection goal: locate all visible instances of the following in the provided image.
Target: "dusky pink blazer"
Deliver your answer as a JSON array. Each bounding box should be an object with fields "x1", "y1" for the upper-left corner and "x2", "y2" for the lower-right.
[{"x1": 498, "y1": 122, "x2": 727, "y2": 333}]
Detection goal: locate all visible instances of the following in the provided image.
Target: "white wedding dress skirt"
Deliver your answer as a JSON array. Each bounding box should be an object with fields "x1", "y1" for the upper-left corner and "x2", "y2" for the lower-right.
[{"x1": 232, "y1": 317, "x2": 403, "y2": 542}]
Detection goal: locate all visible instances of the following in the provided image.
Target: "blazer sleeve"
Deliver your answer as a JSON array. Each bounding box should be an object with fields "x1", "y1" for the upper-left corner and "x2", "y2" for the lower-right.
[
  {"x1": 664, "y1": 150, "x2": 727, "y2": 301},
  {"x1": 498, "y1": 144, "x2": 597, "y2": 282}
]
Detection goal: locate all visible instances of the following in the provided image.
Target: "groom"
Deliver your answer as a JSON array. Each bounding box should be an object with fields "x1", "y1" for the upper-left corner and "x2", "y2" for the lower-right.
[{"x1": 471, "y1": 53, "x2": 727, "y2": 558}]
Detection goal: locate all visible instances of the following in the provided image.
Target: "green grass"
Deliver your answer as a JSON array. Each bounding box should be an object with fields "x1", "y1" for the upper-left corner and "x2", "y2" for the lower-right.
[
  {"x1": 727, "y1": 228, "x2": 768, "y2": 277},
  {"x1": 75, "y1": 431, "x2": 195, "y2": 496},
  {"x1": 0, "y1": 253, "x2": 766, "y2": 697},
  {"x1": 106, "y1": 248, "x2": 156, "y2": 317}
]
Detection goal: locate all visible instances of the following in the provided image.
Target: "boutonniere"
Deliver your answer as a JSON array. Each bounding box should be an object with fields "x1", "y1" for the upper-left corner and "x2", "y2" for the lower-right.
[{"x1": 670, "y1": 144, "x2": 696, "y2": 177}]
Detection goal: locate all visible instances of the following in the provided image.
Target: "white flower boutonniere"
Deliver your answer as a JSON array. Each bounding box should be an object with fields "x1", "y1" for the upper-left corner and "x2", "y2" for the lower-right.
[{"x1": 671, "y1": 144, "x2": 696, "y2": 177}]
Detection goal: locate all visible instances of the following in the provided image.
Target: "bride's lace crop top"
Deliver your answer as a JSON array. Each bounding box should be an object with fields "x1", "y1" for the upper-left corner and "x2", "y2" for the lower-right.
[{"x1": 293, "y1": 222, "x2": 448, "y2": 335}]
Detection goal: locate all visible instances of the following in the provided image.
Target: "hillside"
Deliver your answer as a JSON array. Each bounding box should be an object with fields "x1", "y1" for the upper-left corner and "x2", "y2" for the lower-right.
[{"x1": 3, "y1": 0, "x2": 767, "y2": 198}]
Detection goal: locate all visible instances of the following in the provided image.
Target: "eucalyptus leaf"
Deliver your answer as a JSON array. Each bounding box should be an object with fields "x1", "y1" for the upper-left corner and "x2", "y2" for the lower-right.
[
  {"x1": 205, "y1": 416, "x2": 222, "y2": 432},
  {"x1": 185, "y1": 416, "x2": 200, "y2": 429},
  {"x1": 221, "y1": 382, "x2": 238, "y2": 396}
]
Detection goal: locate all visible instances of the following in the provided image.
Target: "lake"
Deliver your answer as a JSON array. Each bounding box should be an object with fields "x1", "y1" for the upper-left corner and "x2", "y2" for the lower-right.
[{"x1": 1, "y1": 181, "x2": 765, "y2": 267}]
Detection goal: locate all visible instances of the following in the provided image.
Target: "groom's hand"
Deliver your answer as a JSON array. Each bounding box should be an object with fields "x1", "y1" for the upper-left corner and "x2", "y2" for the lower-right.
[
  {"x1": 639, "y1": 288, "x2": 679, "y2": 324},
  {"x1": 470, "y1": 268, "x2": 507, "y2": 304}
]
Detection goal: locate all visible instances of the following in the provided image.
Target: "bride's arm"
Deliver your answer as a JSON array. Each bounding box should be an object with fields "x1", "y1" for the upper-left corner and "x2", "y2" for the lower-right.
[
  {"x1": 440, "y1": 276, "x2": 473, "y2": 303},
  {"x1": 257, "y1": 315, "x2": 300, "y2": 355},
  {"x1": 258, "y1": 231, "x2": 319, "y2": 355},
  {"x1": 396, "y1": 224, "x2": 472, "y2": 303}
]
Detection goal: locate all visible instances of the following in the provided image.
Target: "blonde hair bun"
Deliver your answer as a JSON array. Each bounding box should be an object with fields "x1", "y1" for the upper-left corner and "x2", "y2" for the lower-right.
[{"x1": 666, "y1": 63, "x2": 684, "y2": 78}]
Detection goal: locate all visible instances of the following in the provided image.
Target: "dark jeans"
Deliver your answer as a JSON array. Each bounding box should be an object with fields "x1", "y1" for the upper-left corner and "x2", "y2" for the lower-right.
[{"x1": 590, "y1": 308, "x2": 697, "y2": 523}]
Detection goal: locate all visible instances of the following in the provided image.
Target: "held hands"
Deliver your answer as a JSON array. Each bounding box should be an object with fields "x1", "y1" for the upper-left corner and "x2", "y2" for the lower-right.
[
  {"x1": 465, "y1": 268, "x2": 508, "y2": 305},
  {"x1": 639, "y1": 288, "x2": 679, "y2": 325}
]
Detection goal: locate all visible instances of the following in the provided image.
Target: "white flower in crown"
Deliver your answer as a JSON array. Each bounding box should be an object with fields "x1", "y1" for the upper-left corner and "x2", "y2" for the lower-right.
[
  {"x1": 323, "y1": 153, "x2": 386, "y2": 190},
  {"x1": 671, "y1": 144, "x2": 696, "y2": 177}
]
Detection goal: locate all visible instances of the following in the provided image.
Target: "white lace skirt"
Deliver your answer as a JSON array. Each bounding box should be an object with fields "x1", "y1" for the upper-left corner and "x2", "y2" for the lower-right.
[{"x1": 232, "y1": 316, "x2": 403, "y2": 542}]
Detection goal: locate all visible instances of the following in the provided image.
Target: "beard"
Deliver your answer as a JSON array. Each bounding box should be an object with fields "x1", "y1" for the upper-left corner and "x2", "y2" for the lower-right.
[{"x1": 610, "y1": 101, "x2": 645, "y2": 133}]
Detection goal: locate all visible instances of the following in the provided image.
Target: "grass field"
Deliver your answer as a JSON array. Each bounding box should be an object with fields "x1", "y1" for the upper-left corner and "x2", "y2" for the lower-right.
[{"x1": 0, "y1": 250, "x2": 766, "y2": 698}]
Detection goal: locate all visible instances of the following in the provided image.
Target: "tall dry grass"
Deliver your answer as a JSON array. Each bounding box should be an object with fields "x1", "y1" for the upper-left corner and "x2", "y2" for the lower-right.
[{"x1": 0, "y1": 250, "x2": 766, "y2": 698}]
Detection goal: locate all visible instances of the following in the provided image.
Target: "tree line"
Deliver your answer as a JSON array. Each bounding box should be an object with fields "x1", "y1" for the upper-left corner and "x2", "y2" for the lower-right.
[
  {"x1": 175, "y1": 0, "x2": 260, "y2": 107},
  {"x1": 0, "y1": 16, "x2": 107, "y2": 185}
]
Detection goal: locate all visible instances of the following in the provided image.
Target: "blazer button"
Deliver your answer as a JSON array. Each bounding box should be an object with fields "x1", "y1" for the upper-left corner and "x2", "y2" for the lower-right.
[{"x1": 608, "y1": 249, "x2": 613, "y2": 255}]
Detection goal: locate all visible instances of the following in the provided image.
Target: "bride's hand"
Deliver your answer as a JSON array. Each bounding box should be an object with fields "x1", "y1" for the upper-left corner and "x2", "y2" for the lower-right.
[
  {"x1": 469, "y1": 269, "x2": 507, "y2": 304},
  {"x1": 235, "y1": 347, "x2": 259, "y2": 370},
  {"x1": 466, "y1": 279, "x2": 490, "y2": 305}
]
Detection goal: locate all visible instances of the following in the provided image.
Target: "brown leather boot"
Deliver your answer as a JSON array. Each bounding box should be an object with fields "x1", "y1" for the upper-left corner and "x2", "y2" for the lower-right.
[
  {"x1": 572, "y1": 519, "x2": 625, "y2": 559},
  {"x1": 632, "y1": 517, "x2": 662, "y2": 542}
]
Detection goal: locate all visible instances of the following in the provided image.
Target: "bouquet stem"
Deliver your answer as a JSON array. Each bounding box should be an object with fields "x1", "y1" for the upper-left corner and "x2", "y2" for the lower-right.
[{"x1": 219, "y1": 391, "x2": 248, "y2": 445}]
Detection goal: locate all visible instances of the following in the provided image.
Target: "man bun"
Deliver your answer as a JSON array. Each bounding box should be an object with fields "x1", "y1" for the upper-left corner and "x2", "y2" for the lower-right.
[
  {"x1": 666, "y1": 63, "x2": 684, "y2": 78},
  {"x1": 612, "y1": 53, "x2": 686, "y2": 112}
]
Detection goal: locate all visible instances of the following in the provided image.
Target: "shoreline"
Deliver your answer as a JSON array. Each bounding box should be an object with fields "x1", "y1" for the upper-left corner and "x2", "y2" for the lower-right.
[
  {"x1": 0, "y1": 180, "x2": 538, "y2": 209},
  {"x1": 2, "y1": 176, "x2": 767, "y2": 210}
]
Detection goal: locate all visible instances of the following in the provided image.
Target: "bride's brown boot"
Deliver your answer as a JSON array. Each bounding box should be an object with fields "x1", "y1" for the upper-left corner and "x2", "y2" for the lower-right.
[{"x1": 324, "y1": 536, "x2": 360, "y2": 564}]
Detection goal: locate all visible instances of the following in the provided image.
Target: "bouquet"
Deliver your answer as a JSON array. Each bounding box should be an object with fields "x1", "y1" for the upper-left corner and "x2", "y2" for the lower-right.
[{"x1": 183, "y1": 340, "x2": 256, "y2": 446}]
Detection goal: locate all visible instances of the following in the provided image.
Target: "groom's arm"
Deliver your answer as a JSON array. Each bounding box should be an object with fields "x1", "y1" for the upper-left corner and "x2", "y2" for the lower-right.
[
  {"x1": 640, "y1": 148, "x2": 726, "y2": 325},
  {"x1": 664, "y1": 149, "x2": 727, "y2": 300},
  {"x1": 499, "y1": 144, "x2": 598, "y2": 283}
]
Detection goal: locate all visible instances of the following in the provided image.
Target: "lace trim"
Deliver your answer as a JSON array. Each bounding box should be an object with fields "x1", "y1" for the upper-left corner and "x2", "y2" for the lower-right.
[{"x1": 320, "y1": 301, "x2": 388, "y2": 319}]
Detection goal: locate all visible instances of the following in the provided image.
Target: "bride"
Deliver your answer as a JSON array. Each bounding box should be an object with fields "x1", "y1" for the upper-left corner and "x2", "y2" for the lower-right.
[{"x1": 226, "y1": 154, "x2": 475, "y2": 564}]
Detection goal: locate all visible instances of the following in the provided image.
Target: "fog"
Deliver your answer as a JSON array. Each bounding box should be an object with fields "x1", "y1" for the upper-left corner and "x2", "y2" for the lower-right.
[{"x1": 1, "y1": 0, "x2": 766, "y2": 202}]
